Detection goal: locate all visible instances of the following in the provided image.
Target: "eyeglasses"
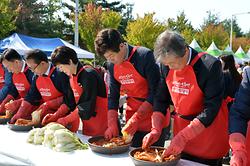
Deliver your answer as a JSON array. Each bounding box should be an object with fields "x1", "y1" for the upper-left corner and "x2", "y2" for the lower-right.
[{"x1": 29, "y1": 62, "x2": 41, "y2": 71}]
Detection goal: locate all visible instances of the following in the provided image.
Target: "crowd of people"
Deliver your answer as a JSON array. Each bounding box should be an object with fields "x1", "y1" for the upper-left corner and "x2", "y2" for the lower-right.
[{"x1": 0, "y1": 28, "x2": 249, "y2": 166}]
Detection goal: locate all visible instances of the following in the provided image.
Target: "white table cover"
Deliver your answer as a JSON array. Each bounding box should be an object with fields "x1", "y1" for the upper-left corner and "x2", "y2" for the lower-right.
[{"x1": 0, "y1": 125, "x2": 208, "y2": 166}]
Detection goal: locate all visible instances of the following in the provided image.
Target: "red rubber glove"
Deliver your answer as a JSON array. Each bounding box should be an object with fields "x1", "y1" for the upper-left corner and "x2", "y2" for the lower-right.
[
  {"x1": 57, "y1": 108, "x2": 80, "y2": 132},
  {"x1": 229, "y1": 133, "x2": 247, "y2": 166},
  {"x1": 122, "y1": 101, "x2": 152, "y2": 136},
  {"x1": 42, "y1": 104, "x2": 69, "y2": 126},
  {"x1": 39, "y1": 96, "x2": 64, "y2": 118},
  {"x1": 5, "y1": 98, "x2": 23, "y2": 115},
  {"x1": 0, "y1": 95, "x2": 14, "y2": 115},
  {"x1": 142, "y1": 112, "x2": 165, "y2": 149},
  {"x1": 104, "y1": 110, "x2": 119, "y2": 139},
  {"x1": 45, "y1": 96, "x2": 63, "y2": 109},
  {"x1": 163, "y1": 118, "x2": 205, "y2": 157},
  {"x1": 10, "y1": 100, "x2": 36, "y2": 124}
]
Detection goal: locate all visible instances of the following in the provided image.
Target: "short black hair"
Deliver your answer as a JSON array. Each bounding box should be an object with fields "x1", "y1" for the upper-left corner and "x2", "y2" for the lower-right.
[
  {"x1": 94, "y1": 28, "x2": 125, "y2": 57},
  {"x1": 2, "y1": 48, "x2": 22, "y2": 62},
  {"x1": 51, "y1": 46, "x2": 78, "y2": 65},
  {"x1": 25, "y1": 49, "x2": 48, "y2": 64}
]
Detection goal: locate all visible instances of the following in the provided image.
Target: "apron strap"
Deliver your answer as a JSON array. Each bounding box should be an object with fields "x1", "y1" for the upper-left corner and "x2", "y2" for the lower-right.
[
  {"x1": 128, "y1": 96, "x2": 146, "y2": 102},
  {"x1": 76, "y1": 67, "x2": 85, "y2": 78},
  {"x1": 127, "y1": 46, "x2": 139, "y2": 61},
  {"x1": 48, "y1": 66, "x2": 56, "y2": 77},
  {"x1": 190, "y1": 52, "x2": 207, "y2": 66},
  {"x1": 172, "y1": 111, "x2": 198, "y2": 121},
  {"x1": 24, "y1": 65, "x2": 29, "y2": 72},
  {"x1": 225, "y1": 96, "x2": 235, "y2": 103}
]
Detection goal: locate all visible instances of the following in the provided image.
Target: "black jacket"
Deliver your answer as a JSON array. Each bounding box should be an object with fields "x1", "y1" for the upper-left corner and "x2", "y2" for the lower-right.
[
  {"x1": 74, "y1": 63, "x2": 107, "y2": 120},
  {"x1": 229, "y1": 67, "x2": 250, "y2": 135},
  {"x1": 154, "y1": 48, "x2": 224, "y2": 127}
]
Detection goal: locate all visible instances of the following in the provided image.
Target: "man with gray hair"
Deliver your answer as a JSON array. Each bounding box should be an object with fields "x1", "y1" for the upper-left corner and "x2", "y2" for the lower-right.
[{"x1": 142, "y1": 30, "x2": 229, "y2": 165}]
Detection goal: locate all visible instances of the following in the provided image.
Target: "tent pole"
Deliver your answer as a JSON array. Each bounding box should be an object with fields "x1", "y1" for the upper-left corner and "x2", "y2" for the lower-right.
[{"x1": 74, "y1": 0, "x2": 79, "y2": 47}]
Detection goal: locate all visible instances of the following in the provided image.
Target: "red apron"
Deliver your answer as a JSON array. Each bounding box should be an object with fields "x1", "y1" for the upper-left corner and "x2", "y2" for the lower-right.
[
  {"x1": 70, "y1": 67, "x2": 108, "y2": 136},
  {"x1": 166, "y1": 53, "x2": 229, "y2": 159},
  {"x1": 36, "y1": 66, "x2": 63, "y2": 102},
  {"x1": 12, "y1": 66, "x2": 31, "y2": 98},
  {"x1": 0, "y1": 64, "x2": 5, "y2": 89},
  {"x1": 246, "y1": 122, "x2": 250, "y2": 166},
  {"x1": 114, "y1": 47, "x2": 168, "y2": 132}
]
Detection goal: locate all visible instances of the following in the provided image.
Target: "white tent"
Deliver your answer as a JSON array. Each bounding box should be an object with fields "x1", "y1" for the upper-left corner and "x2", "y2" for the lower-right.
[
  {"x1": 189, "y1": 39, "x2": 203, "y2": 52},
  {"x1": 206, "y1": 41, "x2": 222, "y2": 57},
  {"x1": 222, "y1": 45, "x2": 243, "y2": 64},
  {"x1": 235, "y1": 46, "x2": 249, "y2": 62},
  {"x1": 0, "y1": 33, "x2": 95, "y2": 59},
  {"x1": 247, "y1": 48, "x2": 250, "y2": 58},
  {"x1": 223, "y1": 45, "x2": 234, "y2": 55}
]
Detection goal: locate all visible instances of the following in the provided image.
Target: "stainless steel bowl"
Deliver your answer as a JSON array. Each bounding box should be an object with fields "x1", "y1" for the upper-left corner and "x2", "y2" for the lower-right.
[
  {"x1": 7, "y1": 122, "x2": 33, "y2": 131},
  {"x1": 88, "y1": 136, "x2": 131, "y2": 154},
  {"x1": 0, "y1": 117, "x2": 11, "y2": 124},
  {"x1": 129, "y1": 146, "x2": 180, "y2": 166}
]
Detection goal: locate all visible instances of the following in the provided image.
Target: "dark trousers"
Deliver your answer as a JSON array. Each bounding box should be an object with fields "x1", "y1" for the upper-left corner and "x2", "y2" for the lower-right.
[
  {"x1": 181, "y1": 152, "x2": 223, "y2": 166},
  {"x1": 131, "y1": 128, "x2": 168, "y2": 147}
]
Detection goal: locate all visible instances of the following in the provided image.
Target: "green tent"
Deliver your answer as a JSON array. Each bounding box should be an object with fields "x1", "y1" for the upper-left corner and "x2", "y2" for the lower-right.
[
  {"x1": 247, "y1": 48, "x2": 250, "y2": 59},
  {"x1": 206, "y1": 41, "x2": 222, "y2": 56},
  {"x1": 235, "y1": 46, "x2": 247, "y2": 59},
  {"x1": 222, "y1": 45, "x2": 244, "y2": 64},
  {"x1": 189, "y1": 39, "x2": 203, "y2": 53},
  {"x1": 223, "y1": 45, "x2": 234, "y2": 55}
]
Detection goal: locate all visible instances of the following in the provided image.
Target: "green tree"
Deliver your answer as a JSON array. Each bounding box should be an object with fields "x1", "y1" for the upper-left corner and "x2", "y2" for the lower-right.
[
  {"x1": 167, "y1": 11, "x2": 194, "y2": 32},
  {"x1": 0, "y1": 0, "x2": 16, "y2": 38},
  {"x1": 125, "y1": 13, "x2": 166, "y2": 50},
  {"x1": 166, "y1": 11, "x2": 196, "y2": 44},
  {"x1": 232, "y1": 37, "x2": 250, "y2": 52},
  {"x1": 95, "y1": 0, "x2": 132, "y2": 35},
  {"x1": 195, "y1": 23, "x2": 229, "y2": 50},
  {"x1": 181, "y1": 28, "x2": 196, "y2": 44},
  {"x1": 67, "y1": 0, "x2": 133, "y2": 35},
  {"x1": 222, "y1": 17, "x2": 243, "y2": 37},
  {"x1": 245, "y1": 30, "x2": 250, "y2": 39},
  {"x1": 96, "y1": 0, "x2": 125, "y2": 12},
  {"x1": 78, "y1": 3, "x2": 122, "y2": 64},
  {"x1": 10, "y1": 0, "x2": 69, "y2": 38},
  {"x1": 68, "y1": 0, "x2": 126, "y2": 12},
  {"x1": 198, "y1": 11, "x2": 230, "y2": 50},
  {"x1": 202, "y1": 11, "x2": 220, "y2": 28}
]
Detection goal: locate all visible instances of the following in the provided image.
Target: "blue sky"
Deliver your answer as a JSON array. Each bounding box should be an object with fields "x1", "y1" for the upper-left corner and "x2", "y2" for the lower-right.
[{"x1": 120, "y1": 0, "x2": 250, "y2": 33}]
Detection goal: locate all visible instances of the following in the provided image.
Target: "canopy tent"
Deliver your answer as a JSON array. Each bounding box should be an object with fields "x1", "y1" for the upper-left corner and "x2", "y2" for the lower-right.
[
  {"x1": 247, "y1": 48, "x2": 250, "y2": 58},
  {"x1": 223, "y1": 45, "x2": 234, "y2": 55},
  {"x1": 189, "y1": 39, "x2": 203, "y2": 53},
  {"x1": 222, "y1": 45, "x2": 242, "y2": 64},
  {"x1": 0, "y1": 33, "x2": 95, "y2": 59},
  {"x1": 206, "y1": 41, "x2": 222, "y2": 57},
  {"x1": 235, "y1": 46, "x2": 249, "y2": 62}
]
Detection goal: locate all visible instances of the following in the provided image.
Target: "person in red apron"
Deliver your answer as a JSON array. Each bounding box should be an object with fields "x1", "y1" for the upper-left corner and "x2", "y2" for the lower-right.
[
  {"x1": 50, "y1": 46, "x2": 108, "y2": 136},
  {"x1": 0, "y1": 63, "x2": 5, "y2": 90},
  {"x1": 0, "y1": 50, "x2": 20, "y2": 110},
  {"x1": 94, "y1": 28, "x2": 170, "y2": 147},
  {"x1": 0, "y1": 48, "x2": 34, "y2": 116},
  {"x1": 229, "y1": 66, "x2": 250, "y2": 166},
  {"x1": 219, "y1": 55, "x2": 243, "y2": 163},
  {"x1": 144, "y1": 30, "x2": 229, "y2": 165},
  {"x1": 10, "y1": 49, "x2": 75, "y2": 124},
  {"x1": 0, "y1": 65, "x2": 18, "y2": 112}
]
